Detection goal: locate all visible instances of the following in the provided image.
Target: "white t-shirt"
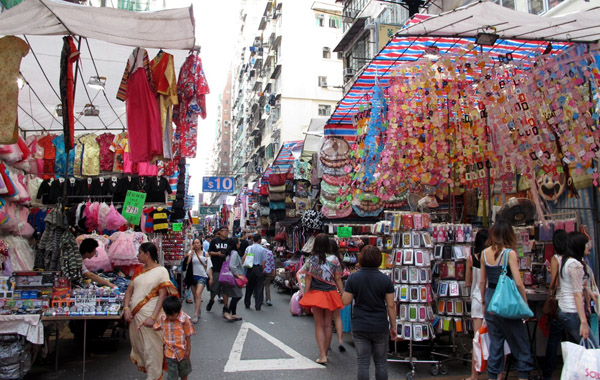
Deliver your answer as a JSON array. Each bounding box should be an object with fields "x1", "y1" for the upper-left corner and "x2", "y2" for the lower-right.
[
  {"x1": 191, "y1": 250, "x2": 208, "y2": 278},
  {"x1": 557, "y1": 257, "x2": 585, "y2": 313}
]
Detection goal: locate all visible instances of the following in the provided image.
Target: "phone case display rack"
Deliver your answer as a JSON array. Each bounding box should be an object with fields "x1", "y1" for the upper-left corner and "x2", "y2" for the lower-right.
[
  {"x1": 380, "y1": 211, "x2": 444, "y2": 380},
  {"x1": 431, "y1": 223, "x2": 476, "y2": 368}
]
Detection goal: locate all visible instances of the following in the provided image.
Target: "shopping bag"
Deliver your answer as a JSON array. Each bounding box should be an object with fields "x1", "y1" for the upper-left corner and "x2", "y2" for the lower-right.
[
  {"x1": 243, "y1": 250, "x2": 254, "y2": 268},
  {"x1": 560, "y1": 339, "x2": 600, "y2": 380},
  {"x1": 290, "y1": 290, "x2": 303, "y2": 316},
  {"x1": 218, "y1": 255, "x2": 236, "y2": 286},
  {"x1": 473, "y1": 323, "x2": 489, "y2": 372}
]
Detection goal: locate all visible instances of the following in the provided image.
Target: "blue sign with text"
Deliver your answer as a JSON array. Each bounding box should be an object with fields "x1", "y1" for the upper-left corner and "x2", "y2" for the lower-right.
[{"x1": 202, "y1": 177, "x2": 235, "y2": 193}]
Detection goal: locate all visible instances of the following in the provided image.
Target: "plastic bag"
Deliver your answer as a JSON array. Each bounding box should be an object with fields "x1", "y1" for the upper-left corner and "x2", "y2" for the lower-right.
[
  {"x1": 561, "y1": 339, "x2": 600, "y2": 380},
  {"x1": 473, "y1": 323, "x2": 489, "y2": 372},
  {"x1": 290, "y1": 290, "x2": 303, "y2": 316}
]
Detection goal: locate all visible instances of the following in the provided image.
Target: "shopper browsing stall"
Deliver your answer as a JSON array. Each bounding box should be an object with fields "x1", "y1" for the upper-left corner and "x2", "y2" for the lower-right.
[
  {"x1": 480, "y1": 220, "x2": 533, "y2": 380},
  {"x1": 79, "y1": 238, "x2": 117, "y2": 289}
]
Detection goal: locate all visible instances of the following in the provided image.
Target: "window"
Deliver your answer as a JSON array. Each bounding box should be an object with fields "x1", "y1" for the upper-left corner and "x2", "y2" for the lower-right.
[
  {"x1": 492, "y1": 0, "x2": 515, "y2": 9},
  {"x1": 329, "y1": 16, "x2": 342, "y2": 28},
  {"x1": 315, "y1": 13, "x2": 324, "y2": 27},
  {"x1": 322, "y1": 47, "x2": 331, "y2": 59},
  {"x1": 318, "y1": 76, "x2": 328, "y2": 87},
  {"x1": 318, "y1": 104, "x2": 331, "y2": 116},
  {"x1": 337, "y1": 51, "x2": 343, "y2": 60},
  {"x1": 527, "y1": 0, "x2": 544, "y2": 13}
]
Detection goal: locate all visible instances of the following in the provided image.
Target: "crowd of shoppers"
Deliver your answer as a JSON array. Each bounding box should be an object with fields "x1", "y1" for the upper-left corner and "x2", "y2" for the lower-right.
[{"x1": 124, "y1": 220, "x2": 598, "y2": 380}]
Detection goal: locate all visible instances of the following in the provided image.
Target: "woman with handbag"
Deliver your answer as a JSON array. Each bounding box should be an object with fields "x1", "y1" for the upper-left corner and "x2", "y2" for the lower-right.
[
  {"x1": 542, "y1": 229, "x2": 568, "y2": 380},
  {"x1": 479, "y1": 219, "x2": 533, "y2": 380},
  {"x1": 185, "y1": 238, "x2": 208, "y2": 323},
  {"x1": 220, "y1": 238, "x2": 246, "y2": 322},
  {"x1": 329, "y1": 238, "x2": 346, "y2": 353},
  {"x1": 298, "y1": 233, "x2": 344, "y2": 365},
  {"x1": 465, "y1": 228, "x2": 488, "y2": 380}
]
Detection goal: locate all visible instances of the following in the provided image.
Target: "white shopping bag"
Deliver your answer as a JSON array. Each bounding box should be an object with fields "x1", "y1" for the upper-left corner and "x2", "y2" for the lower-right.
[
  {"x1": 561, "y1": 340, "x2": 600, "y2": 380},
  {"x1": 473, "y1": 321, "x2": 512, "y2": 373}
]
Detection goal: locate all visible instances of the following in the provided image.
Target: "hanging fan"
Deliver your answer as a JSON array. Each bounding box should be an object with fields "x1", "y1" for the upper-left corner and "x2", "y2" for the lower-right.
[
  {"x1": 407, "y1": 193, "x2": 421, "y2": 212},
  {"x1": 496, "y1": 197, "x2": 536, "y2": 226}
]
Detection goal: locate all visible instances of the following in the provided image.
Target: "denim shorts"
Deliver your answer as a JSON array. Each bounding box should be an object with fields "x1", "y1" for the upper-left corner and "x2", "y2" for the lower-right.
[{"x1": 193, "y1": 276, "x2": 208, "y2": 286}]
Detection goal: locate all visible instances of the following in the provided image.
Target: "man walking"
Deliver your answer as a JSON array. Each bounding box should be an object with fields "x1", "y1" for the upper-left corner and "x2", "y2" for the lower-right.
[
  {"x1": 242, "y1": 234, "x2": 268, "y2": 310},
  {"x1": 207, "y1": 227, "x2": 230, "y2": 315}
]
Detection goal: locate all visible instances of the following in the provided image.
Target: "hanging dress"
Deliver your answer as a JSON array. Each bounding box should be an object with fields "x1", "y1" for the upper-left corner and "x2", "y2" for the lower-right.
[
  {"x1": 0, "y1": 36, "x2": 29, "y2": 144},
  {"x1": 150, "y1": 51, "x2": 178, "y2": 160},
  {"x1": 117, "y1": 48, "x2": 163, "y2": 163}
]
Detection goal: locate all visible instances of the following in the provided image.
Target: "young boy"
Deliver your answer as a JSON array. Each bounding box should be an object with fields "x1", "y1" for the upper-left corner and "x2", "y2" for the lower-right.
[{"x1": 153, "y1": 296, "x2": 195, "y2": 380}]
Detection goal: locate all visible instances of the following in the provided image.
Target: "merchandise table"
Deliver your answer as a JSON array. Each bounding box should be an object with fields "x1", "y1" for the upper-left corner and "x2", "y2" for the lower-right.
[{"x1": 42, "y1": 313, "x2": 124, "y2": 380}]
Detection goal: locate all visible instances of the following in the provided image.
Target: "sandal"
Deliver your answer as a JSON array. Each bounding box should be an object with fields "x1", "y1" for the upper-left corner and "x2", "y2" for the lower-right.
[
  {"x1": 231, "y1": 315, "x2": 243, "y2": 321},
  {"x1": 316, "y1": 358, "x2": 328, "y2": 365}
]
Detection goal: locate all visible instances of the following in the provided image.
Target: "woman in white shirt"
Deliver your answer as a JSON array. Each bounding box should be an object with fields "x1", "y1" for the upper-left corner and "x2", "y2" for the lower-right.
[
  {"x1": 556, "y1": 231, "x2": 595, "y2": 344},
  {"x1": 185, "y1": 238, "x2": 208, "y2": 323},
  {"x1": 466, "y1": 229, "x2": 488, "y2": 380}
]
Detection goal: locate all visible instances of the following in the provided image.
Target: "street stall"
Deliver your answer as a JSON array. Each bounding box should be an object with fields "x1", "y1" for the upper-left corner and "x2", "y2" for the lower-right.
[
  {"x1": 316, "y1": 1, "x2": 600, "y2": 378},
  {"x1": 0, "y1": 0, "x2": 202, "y2": 378}
]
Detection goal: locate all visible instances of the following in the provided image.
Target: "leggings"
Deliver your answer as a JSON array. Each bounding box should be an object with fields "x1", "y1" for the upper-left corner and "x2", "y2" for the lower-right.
[{"x1": 229, "y1": 297, "x2": 241, "y2": 315}]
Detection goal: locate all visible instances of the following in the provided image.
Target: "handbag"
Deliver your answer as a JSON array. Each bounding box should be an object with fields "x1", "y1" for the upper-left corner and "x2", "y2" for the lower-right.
[
  {"x1": 543, "y1": 264, "x2": 559, "y2": 319},
  {"x1": 269, "y1": 192, "x2": 286, "y2": 202},
  {"x1": 243, "y1": 249, "x2": 254, "y2": 268},
  {"x1": 561, "y1": 339, "x2": 600, "y2": 380},
  {"x1": 183, "y1": 256, "x2": 194, "y2": 287},
  {"x1": 285, "y1": 179, "x2": 294, "y2": 193},
  {"x1": 259, "y1": 183, "x2": 269, "y2": 195},
  {"x1": 487, "y1": 249, "x2": 534, "y2": 319},
  {"x1": 235, "y1": 275, "x2": 248, "y2": 288},
  {"x1": 269, "y1": 184, "x2": 286, "y2": 193},
  {"x1": 218, "y1": 255, "x2": 236, "y2": 286},
  {"x1": 269, "y1": 170, "x2": 287, "y2": 186}
]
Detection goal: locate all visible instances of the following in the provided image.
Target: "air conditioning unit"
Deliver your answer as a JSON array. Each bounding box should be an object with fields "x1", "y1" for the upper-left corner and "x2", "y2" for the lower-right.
[
  {"x1": 344, "y1": 68, "x2": 355, "y2": 78},
  {"x1": 364, "y1": 17, "x2": 376, "y2": 30},
  {"x1": 318, "y1": 77, "x2": 328, "y2": 87}
]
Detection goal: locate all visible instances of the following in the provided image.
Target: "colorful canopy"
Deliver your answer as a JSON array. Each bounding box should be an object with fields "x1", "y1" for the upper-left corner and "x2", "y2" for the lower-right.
[
  {"x1": 325, "y1": 1, "x2": 600, "y2": 138},
  {"x1": 262, "y1": 140, "x2": 304, "y2": 180}
]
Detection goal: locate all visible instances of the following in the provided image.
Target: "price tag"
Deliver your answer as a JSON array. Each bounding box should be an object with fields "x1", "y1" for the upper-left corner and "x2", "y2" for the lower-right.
[
  {"x1": 122, "y1": 191, "x2": 146, "y2": 225},
  {"x1": 337, "y1": 226, "x2": 352, "y2": 238},
  {"x1": 172, "y1": 223, "x2": 183, "y2": 232}
]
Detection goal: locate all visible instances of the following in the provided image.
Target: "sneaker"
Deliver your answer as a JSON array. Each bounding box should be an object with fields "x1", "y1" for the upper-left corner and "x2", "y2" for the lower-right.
[
  {"x1": 191, "y1": 316, "x2": 199, "y2": 324},
  {"x1": 206, "y1": 300, "x2": 214, "y2": 312},
  {"x1": 265, "y1": 301, "x2": 273, "y2": 306},
  {"x1": 218, "y1": 297, "x2": 224, "y2": 304}
]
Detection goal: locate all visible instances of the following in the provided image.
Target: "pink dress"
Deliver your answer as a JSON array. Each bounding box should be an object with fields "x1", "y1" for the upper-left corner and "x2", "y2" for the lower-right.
[
  {"x1": 107, "y1": 231, "x2": 146, "y2": 267},
  {"x1": 118, "y1": 48, "x2": 163, "y2": 163}
]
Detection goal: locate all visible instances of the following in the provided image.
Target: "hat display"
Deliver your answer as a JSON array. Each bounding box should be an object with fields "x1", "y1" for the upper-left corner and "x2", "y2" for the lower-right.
[{"x1": 320, "y1": 137, "x2": 351, "y2": 162}]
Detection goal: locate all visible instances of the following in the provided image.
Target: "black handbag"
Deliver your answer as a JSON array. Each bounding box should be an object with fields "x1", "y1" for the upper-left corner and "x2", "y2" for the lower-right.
[{"x1": 182, "y1": 256, "x2": 194, "y2": 287}]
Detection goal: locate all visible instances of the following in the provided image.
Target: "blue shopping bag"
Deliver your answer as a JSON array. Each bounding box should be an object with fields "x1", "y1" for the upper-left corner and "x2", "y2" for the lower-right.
[{"x1": 341, "y1": 304, "x2": 352, "y2": 333}]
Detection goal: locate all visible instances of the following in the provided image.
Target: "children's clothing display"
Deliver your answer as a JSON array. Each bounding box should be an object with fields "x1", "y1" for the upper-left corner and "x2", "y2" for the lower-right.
[
  {"x1": 77, "y1": 233, "x2": 111, "y2": 272},
  {"x1": 107, "y1": 230, "x2": 147, "y2": 267}
]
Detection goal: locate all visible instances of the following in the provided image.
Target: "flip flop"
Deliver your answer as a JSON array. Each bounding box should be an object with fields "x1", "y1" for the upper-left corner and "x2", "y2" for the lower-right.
[{"x1": 316, "y1": 358, "x2": 327, "y2": 365}]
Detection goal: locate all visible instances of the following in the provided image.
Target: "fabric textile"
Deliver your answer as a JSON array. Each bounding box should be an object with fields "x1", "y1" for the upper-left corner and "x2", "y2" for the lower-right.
[
  {"x1": 344, "y1": 267, "x2": 394, "y2": 334},
  {"x1": 150, "y1": 51, "x2": 178, "y2": 160},
  {"x1": 0, "y1": 36, "x2": 28, "y2": 144},
  {"x1": 79, "y1": 134, "x2": 100, "y2": 176},
  {"x1": 208, "y1": 237, "x2": 229, "y2": 272},
  {"x1": 119, "y1": 48, "x2": 163, "y2": 162},
  {"x1": 353, "y1": 331, "x2": 389, "y2": 380},
  {"x1": 52, "y1": 134, "x2": 75, "y2": 176},
  {"x1": 172, "y1": 53, "x2": 210, "y2": 158},
  {"x1": 165, "y1": 358, "x2": 192, "y2": 380},
  {"x1": 59, "y1": 36, "x2": 79, "y2": 149},
  {"x1": 96, "y1": 133, "x2": 115, "y2": 172},
  {"x1": 299, "y1": 289, "x2": 342, "y2": 311},
  {"x1": 150, "y1": 208, "x2": 170, "y2": 232}
]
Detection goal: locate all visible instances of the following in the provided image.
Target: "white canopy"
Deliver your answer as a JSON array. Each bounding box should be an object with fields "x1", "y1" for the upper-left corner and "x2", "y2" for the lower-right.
[
  {"x1": 0, "y1": 0, "x2": 196, "y2": 49},
  {"x1": 396, "y1": 1, "x2": 600, "y2": 43}
]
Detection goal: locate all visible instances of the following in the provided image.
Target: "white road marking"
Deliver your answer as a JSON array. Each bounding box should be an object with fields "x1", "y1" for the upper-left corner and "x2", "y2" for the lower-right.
[{"x1": 224, "y1": 322, "x2": 325, "y2": 372}]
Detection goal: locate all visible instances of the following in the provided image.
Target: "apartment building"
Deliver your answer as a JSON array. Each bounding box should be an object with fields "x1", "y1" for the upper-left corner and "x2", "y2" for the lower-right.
[
  {"x1": 336, "y1": 0, "x2": 595, "y2": 94},
  {"x1": 229, "y1": 0, "x2": 344, "y2": 193}
]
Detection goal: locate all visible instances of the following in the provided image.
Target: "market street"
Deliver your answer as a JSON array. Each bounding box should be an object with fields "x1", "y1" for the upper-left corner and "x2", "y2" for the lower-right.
[{"x1": 25, "y1": 289, "x2": 473, "y2": 380}]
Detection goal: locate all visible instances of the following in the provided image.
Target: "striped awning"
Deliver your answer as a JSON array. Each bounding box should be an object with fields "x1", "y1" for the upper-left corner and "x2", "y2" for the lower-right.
[
  {"x1": 262, "y1": 140, "x2": 304, "y2": 180},
  {"x1": 325, "y1": 1, "x2": 600, "y2": 138}
]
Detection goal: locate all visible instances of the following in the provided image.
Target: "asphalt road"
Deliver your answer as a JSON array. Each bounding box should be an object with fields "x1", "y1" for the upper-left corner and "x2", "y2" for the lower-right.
[{"x1": 25, "y1": 288, "x2": 483, "y2": 380}]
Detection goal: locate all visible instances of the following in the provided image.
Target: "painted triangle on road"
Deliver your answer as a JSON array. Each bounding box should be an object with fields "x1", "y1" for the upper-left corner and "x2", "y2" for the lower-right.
[{"x1": 224, "y1": 322, "x2": 325, "y2": 372}]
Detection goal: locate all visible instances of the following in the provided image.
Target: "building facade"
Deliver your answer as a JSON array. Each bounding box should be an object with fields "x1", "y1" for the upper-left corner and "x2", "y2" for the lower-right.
[{"x1": 227, "y1": 0, "x2": 344, "y2": 193}]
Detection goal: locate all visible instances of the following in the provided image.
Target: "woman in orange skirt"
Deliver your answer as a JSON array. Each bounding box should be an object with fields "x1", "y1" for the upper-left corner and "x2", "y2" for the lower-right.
[{"x1": 299, "y1": 233, "x2": 344, "y2": 364}]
